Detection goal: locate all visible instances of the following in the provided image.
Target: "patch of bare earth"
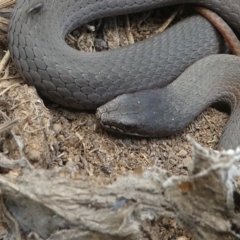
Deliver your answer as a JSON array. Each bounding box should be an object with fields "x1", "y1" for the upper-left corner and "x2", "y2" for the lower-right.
[{"x1": 0, "y1": 2, "x2": 230, "y2": 240}]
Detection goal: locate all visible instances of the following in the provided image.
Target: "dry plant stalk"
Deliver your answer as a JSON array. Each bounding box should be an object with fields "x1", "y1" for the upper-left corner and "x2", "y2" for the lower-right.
[
  {"x1": 0, "y1": 119, "x2": 18, "y2": 133},
  {"x1": 0, "y1": 0, "x2": 15, "y2": 32},
  {"x1": 0, "y1": 16, "x2": 9, "y2": 32},
  {"x1": 0, "y1": 139, "x2": 239, "y2": 240},
  {"x1": 0, "y1": 0, "x2": 15, "y2": 9}
]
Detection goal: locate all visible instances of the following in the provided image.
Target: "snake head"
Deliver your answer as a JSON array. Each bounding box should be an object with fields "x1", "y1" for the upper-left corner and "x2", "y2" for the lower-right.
[
  {"x1": 96, "y1": 93, "x2": 145, "y2": 136},
  {"x1": 96, "y1": 88, "x2": 185, "y2": 137}
]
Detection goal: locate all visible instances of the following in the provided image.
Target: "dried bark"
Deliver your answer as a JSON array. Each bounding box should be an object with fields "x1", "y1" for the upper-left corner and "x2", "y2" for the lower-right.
[{"x1": 0, "y1": 139, "x2": 240, "y2": 240}]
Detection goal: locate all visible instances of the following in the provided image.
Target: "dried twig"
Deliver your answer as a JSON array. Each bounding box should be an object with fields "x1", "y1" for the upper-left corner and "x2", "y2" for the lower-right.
[
  {"x1": 0, "y1": 0, "x2": 15, "y2": 9},
  {"x1": 0, "y1": 119, "x2": 18, "y2": 133},
  {"x1": 124, "y1": 15, "x2": 134, "y2": 44},
  {"x1": 155, "y1": 8, "x2": 180, "y2": 34},
  {"x1": 0, "y1": 50, "x2": 10, "y2": 73}
]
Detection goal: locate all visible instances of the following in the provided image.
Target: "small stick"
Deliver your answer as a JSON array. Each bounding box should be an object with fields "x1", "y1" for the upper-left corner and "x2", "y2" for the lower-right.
[{"x1": 0, "y1": 119, "x2": 18, "y2": 133}]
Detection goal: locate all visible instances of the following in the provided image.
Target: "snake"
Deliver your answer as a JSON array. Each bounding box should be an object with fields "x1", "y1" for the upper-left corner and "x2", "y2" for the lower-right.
[{"x1": 8, "y1": 0, "x2": 240, "y2": 149}]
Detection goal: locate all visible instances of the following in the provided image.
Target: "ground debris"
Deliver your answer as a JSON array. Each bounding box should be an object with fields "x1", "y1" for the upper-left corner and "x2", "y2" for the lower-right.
[{"x1": 0, "y1": 139, "x2": 239, "y2": 240}]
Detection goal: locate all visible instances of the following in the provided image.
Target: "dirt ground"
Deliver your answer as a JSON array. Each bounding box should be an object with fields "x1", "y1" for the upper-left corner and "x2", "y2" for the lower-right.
[{"x1": 0, "y1": 2, "x2": 230, "y2": 240}]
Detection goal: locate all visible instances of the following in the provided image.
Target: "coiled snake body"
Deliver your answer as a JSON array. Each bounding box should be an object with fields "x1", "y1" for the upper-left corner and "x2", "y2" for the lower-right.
[{"x1": 8, "y1": 0, "x2": 240, "y2": 149}]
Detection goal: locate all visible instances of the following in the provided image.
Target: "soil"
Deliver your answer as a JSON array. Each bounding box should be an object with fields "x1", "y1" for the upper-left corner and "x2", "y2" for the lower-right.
[{"x1": 0, "y1": 3, "x2": 229, "y2": 240}]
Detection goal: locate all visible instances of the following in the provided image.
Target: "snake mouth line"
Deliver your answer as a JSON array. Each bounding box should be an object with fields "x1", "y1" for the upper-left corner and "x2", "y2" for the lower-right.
[{"x1": 98, "y1": 123, "x2": 147, "y2": 137}]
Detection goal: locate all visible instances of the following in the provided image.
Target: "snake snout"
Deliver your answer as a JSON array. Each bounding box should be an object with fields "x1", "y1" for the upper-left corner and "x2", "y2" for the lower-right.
[{"x1": 96, "y1": 94, "x2": 145, "y2": 136}]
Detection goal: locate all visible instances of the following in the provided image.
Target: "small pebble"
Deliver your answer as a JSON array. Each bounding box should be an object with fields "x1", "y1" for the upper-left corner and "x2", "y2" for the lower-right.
[
  {"x1": 53, "y1": 123, "x2": 62, "y2": 133},
  {"x1": 177, "y1": 149, "x2": 188, "y2": 157},
  {"x1": 182, "y1": 156, "x2": 192, "y2": 168},
  {"x1": 65, "y1": 136, "x2": 79, "y2": 147},
  {"x1": 177, "y1": 237, "x2": 189, "y2": 240},
  {"x1": 141, "y1": 139, "x2": 147, "y2": 145}
]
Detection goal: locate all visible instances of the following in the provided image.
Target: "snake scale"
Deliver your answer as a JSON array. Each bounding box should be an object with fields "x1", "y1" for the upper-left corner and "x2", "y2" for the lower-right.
[{"x1": 8, "y1": 0, "x2": 240, "y2": 149}]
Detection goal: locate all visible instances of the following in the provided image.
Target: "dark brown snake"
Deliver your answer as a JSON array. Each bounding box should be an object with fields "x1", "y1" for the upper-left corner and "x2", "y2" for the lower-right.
[{"x1": 8, "y1": 0, "x2": 240, "y2": 149}]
